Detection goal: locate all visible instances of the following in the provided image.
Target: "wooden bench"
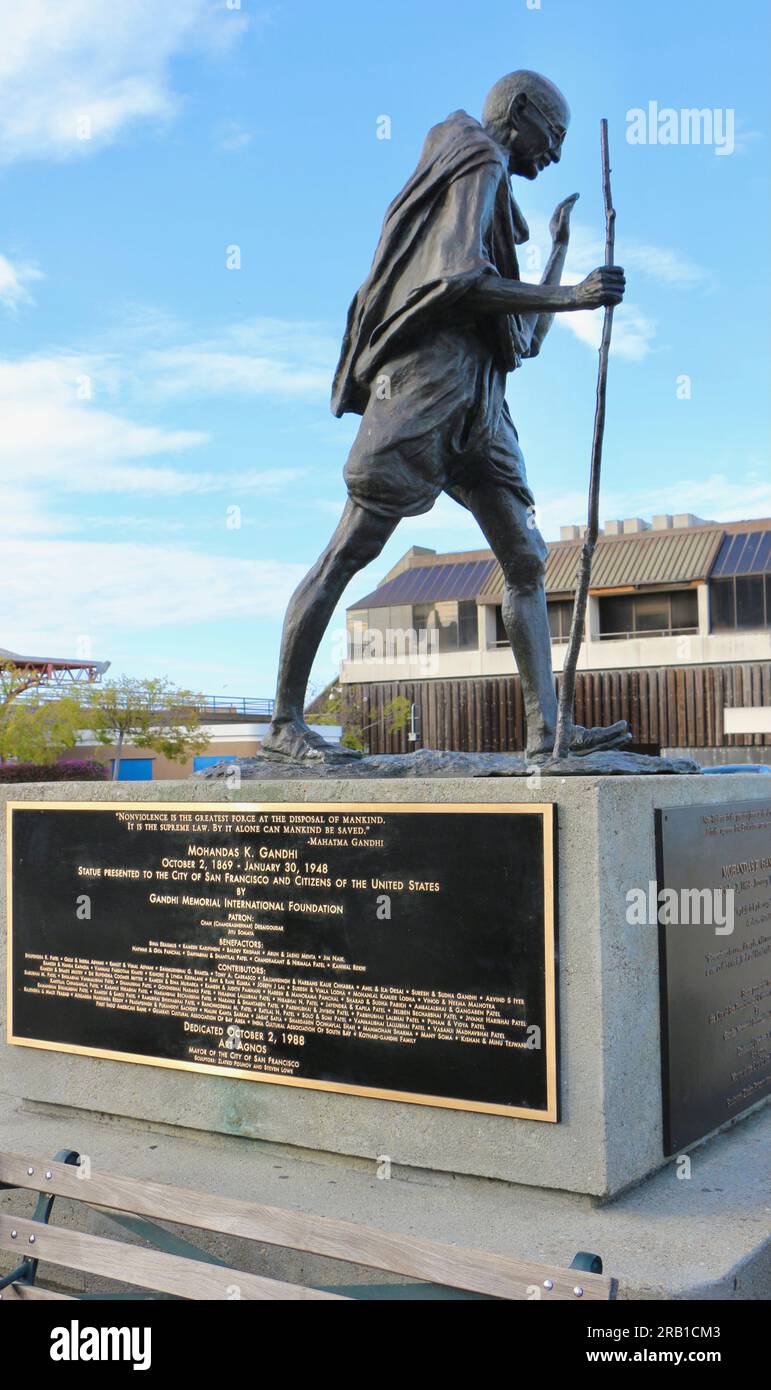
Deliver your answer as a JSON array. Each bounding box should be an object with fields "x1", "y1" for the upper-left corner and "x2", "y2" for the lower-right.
[{"x1": 0, "y1": 1149, "x2": 617, "y2": 1300}]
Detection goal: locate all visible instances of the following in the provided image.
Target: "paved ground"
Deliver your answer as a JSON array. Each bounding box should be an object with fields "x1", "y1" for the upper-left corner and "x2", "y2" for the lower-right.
[{"x1": 1, "y1": 1090, "x2": 768, "y2": 1299}]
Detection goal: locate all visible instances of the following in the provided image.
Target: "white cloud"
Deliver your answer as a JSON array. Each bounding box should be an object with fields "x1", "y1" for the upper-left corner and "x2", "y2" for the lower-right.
[
  {"x1": 0, "y1": 253, "x2": 43, "y2": 310},
  {"x1": 0, "y1": 356, "x2": 209, "y2": 492},
  {"x1": 533, "y1": 469, "x2": 771, "y2": 540},
  {"x1": 525, "y1": 262, "x2": 658, "y2": 361},
  {"x1": 214, "y1": 118, "x2": 254, "y2": 152},
  {"x1": 0, "y1": 0, "x2": 251, "y2": 164},
  {"x1": 620, "y1": 244, "x2": 710, "y2": 288},
  {"x1": 400, "y1": 496, "x2": 481, "y2": 537},
  {"x1": 613, "y1": 471, "x2": 771, "y2": 524},
  {"x1": 0, "y1": 314, "x2": 322, "y2": 662},
  {"x1": 558, "y1": 292, "x2": 658, "y2": 362},
  {"x1": 140, "y1": 319, "x2": 338, "y2": 400},
  {"x1": 81, "y1": 312, "x2": 337, "y2": 403},
  {"x1": 0, "y1": 348, "x2": 310, "y2": 496},
  {"x1": 0, "y1": 484, "x2": 67, "y2": 537},
  {"x1": 365, "y1": 468, "x2": 771, "y2": 550},
  {"x1": 730, "y1": 120, "x2": 765, "y2": 157},
  {"x1": 560, "y1": 222, "x2": 709, "y2": 288},
  {"x1": 0, "y1": 537, "x2": 307, "y2": 655},
  {"x1": 521, "y1": 216, "x2": 708, "y2": 361},
  {"x1": 144, "y1": 346, "x2": 331, "y2": 400}
]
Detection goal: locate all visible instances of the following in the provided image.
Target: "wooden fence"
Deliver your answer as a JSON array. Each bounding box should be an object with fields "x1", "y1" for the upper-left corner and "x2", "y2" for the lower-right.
[{"x1": 342, "y1": 663, "x2": 771, "y2": 756}]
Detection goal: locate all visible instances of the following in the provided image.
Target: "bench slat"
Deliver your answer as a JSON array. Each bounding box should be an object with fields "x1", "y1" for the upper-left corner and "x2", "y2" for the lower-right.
[
  {"x1": 0, "y1": 1215, "x2": 348, "y2": 1302},
  {"x1": 0, "y1": 1152, "x2": 614, "y2": 1299},
  {"x1": 1, "y1": 1283, "x2": 76, "y2": 1300}
]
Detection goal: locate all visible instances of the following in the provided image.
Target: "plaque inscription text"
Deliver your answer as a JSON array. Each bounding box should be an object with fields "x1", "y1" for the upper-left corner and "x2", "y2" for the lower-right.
[
  {"x1": 656, "y1": 799, "x2": 771, "y2": 1152},
  {"x1": 8, "y1": 802, "x2": 557, "y2": 1119}
]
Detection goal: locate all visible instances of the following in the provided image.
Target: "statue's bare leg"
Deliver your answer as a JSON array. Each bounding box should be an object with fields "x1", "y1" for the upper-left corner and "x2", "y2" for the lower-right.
[
  {"x1": 262, "y1": 498, "x2": 398, "y2": 761},
  {"x1": 464, "y1": 482, "x2": 629, "y2": 758}
]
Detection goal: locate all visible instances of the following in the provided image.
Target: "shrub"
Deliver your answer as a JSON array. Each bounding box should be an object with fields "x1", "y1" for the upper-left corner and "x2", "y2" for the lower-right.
[{"x1": 0, "y1": 760, "x2": 109, "y2": 783}]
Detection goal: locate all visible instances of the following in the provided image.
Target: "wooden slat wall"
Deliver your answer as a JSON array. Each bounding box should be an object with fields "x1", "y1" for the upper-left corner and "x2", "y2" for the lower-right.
[{"x1": 346, "y1": 663, "x2": 771, "y2": 754}]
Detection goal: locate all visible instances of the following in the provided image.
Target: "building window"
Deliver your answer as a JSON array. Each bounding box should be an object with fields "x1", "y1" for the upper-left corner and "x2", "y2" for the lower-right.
[
  {"x1": 671, "y1": 590, "x2": 700, "y2": 631},
  {"x1": 413, "y1": 600, "x2": 478, "y2": 652},
  {"x1": 547, "y1": 600, "x2": 573, "y2": 643},
  {"x1": 599, "y1": 589, "x2": 699, "y2": 639},
  {"x1": 346, "y1": 609, "x2": 368, "y2": 659},
  {"x1": 711, "y1": 575, "x2": 770, "y2": 631},
  {"x1": 600, "y1": 595, "x2": 633, "y2": 637},
  {"x1": 346, "y1": 605, "x2": 414, "y2": 660},
  {"x1": 495, "y1": 600, "x2": 573, "y2": 644},
  {"x1": 458, "y1": 600, "x2": 478, "y2": 650},
  {"x1": 495, "y1": 606, "x2": 508, "y2": 646},
  {"x1": 633, "y1": 594, "x2": 670, "y2": 632}
]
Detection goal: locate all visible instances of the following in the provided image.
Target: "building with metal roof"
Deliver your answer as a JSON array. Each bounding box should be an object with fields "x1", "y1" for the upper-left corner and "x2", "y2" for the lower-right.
[{"x1": 340, "y1": 514, "x2": 771, "y2": 764}]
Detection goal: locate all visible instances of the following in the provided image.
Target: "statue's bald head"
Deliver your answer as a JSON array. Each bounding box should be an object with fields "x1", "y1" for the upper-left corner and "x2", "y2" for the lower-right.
[
  {"x1": 483, "y1": 70, "x2": 569, "y2": 128},
  {"x1": 483, "y1": 70, "x2": 570, "y2": 179}
]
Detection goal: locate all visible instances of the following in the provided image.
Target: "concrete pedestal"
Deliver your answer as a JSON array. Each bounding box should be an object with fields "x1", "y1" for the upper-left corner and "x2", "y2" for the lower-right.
[{"x1": 1, "y1": 776, "x2": 768, "y2": 1200}]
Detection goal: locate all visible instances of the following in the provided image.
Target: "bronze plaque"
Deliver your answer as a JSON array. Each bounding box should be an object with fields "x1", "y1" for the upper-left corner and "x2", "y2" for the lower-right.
[
  {"x1": 7, "y1": 801, "x2": 558, "y2": 1120},
  {"x1": 656, "y1": 799, "x2": 771, "y2": 1153}
]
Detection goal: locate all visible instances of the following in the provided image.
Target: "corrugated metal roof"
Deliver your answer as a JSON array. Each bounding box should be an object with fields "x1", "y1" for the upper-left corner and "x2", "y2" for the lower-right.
[
  {"x1": 479, "y1": 528, "x2": 726, "y2": 599},
  {"x1": 348, "y1": 520, "x2": 771, "y2": 612},
  {"x1": 712, "y1": 529, "x2": 771, "y2": 576},
  {"x1": 350, "y1": 558, "x2": 497, "y2": 610}
]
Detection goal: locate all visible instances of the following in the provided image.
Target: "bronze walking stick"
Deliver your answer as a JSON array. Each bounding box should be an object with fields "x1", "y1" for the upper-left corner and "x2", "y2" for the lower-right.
[{"x1": 553, "y1": 118, "x2": 616, "y2": 760}]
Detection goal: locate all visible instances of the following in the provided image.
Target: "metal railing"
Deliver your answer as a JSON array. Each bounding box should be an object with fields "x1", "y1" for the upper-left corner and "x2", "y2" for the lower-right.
[
  {"x1": 597, "y1": 626, "x2": 699, "y2": 642},
  {"x1": 492, "y1": 626, "x2": 700, "y2": 649},
  {"x1": 17, "y1": 690, "x2": 276, "y2": 716},
  {"x1": 201, "y1": 697, "x2": 275, "y2": 716}
]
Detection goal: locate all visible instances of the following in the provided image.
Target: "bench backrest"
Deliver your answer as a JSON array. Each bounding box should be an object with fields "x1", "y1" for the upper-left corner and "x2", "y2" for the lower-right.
[{"x1": 0, "y1": 1152, "x2": 616, "y2": 1300}]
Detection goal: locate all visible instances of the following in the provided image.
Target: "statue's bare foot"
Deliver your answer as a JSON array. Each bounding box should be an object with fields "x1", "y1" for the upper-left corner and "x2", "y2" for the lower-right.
[
  {"x1": 527, "y1": 720, "x2": 631, "y2": 763},
  {"x1": 260, "y1": 717, "x2": 362, "y2": 764},
  {"x1": 568, "y1": 720, "x2": 631, "y2": 755}
]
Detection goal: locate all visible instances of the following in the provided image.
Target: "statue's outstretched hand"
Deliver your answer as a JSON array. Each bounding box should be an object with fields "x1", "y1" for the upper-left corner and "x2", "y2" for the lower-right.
[
  {"x1": 549, "y1": 192, "x2": 579, "y2": 246},
  {"x1": 576, "y1": 266, "x2": 626, "y2": 309}
]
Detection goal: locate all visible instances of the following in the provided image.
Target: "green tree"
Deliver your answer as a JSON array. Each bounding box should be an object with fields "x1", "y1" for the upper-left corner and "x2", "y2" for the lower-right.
[
  {"x1": 0, "y1": 657, "x2": 48, "y2": 715},
  {"x1": 0, "y1": 694, "x2": 85, "y2": 765},
  {"x1": 308, "y1": 684, "x2": 413, "y2": 752},
  {"x1": 305, "y1": 680, "x2": 343, "y2": 725},
  {"x1": 306, "y1": 680, "x2": 362, "y2": 748},
  {"x1": 381, "y1": 696, "x2": 412, "y2": 737},
  {"x1": 85, "y1": 677, "x2": 210, "y2": 779}
]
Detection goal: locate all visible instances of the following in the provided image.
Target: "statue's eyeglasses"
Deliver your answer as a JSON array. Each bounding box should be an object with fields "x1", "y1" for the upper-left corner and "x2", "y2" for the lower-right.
[{"x1": 525, "y1": 95, "x2": 567, "y2": 147}]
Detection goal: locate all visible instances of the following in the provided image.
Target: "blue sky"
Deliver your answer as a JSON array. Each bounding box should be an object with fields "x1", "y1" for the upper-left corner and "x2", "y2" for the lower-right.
[{"x1": 1, "y1": 0, "x2": 769, "y2": 701}]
